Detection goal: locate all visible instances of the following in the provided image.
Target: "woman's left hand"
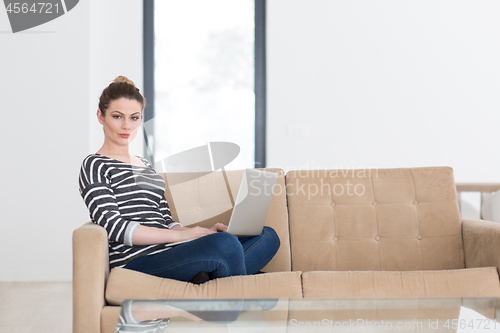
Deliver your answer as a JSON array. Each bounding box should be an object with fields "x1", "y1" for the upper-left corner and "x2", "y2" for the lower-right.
[{"x1": 210, "y1": 223, "x2": 228, "y2": 233}]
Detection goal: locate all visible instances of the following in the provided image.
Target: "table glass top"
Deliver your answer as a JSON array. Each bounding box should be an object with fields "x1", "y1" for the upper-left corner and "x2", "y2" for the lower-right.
[{"x1": 116, "y1": 298, "x2": 500, "y2": 333}]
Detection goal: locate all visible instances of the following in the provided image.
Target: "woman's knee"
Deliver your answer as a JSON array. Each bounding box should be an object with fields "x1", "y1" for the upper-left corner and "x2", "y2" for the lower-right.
[
  {"x1": 206, "y1": 232, "x2": 244, "y2": 257},
  {"x1": 204, "y1": 232, "x2": 246, "y2": 277},
  {"x1": 263, "y1": 226, "x2": 280, "y2": 250}
]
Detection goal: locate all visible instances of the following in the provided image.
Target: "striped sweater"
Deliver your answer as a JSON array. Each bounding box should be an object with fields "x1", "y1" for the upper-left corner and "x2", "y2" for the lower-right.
[{"x1": 78, "y1": 154, "x2": 181, "y2": 269}]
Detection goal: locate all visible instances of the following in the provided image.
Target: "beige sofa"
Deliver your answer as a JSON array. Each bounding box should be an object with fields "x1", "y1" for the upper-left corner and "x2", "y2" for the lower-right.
[{"x1": 73, "y1": 166, "x2": 500, "y2": 333}]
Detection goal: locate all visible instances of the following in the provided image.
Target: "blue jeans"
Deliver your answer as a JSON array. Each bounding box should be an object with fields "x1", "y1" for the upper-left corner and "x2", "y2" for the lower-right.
[{"x1": 124, "y1": 226, "x2": 280, "y2": 282}]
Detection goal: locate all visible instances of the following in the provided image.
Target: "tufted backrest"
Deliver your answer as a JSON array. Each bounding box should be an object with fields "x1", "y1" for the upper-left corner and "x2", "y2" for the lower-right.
[
  {"x1": 285, "y1": 167, "x2": 464, "y2": 272},
  {"x1": 160, "y1": 168, "x2": 291, "y2": 272}
]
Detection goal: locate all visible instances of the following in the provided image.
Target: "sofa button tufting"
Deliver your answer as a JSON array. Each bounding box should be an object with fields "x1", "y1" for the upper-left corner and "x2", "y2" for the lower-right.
[
  {"x1": 413, "y1": 201, "x2": 418, "y2": 205},
  {"x1": 333, "y1": 236, "x2": 338, "y2": 242},
  {"x1": 330, "y1": 201, "x2": 336, "y2": 207},
  {"x1": 417, "y1": 235, "x2": 423, "y2": 240},
  {"x1": 375, "y1": 235, "x2": 380, "y2": 241},
  {"x1": 372, "y1": 202, "x2": 378, "y2": 207},
  {"x1": 196, "y1": 206, "x2": 202, "y2": 211}
]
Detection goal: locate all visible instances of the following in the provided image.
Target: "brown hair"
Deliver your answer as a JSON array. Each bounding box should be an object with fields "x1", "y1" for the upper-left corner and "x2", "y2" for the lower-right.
[{"x1": 98, "y1": 76, "x2": 146, "y2": 115}]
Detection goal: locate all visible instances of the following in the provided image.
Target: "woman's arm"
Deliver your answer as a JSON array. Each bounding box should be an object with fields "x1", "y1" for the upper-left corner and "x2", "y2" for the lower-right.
[
  {"x1": 130, "y1": 223, "x2": 228, "y2": 246},
  {"x1": 131, "y1": 224, "x2": 216, "y2": 246},
  {"x1": 170, "y1": 223, "x2": 227, "y2": 232},
  {"x1": 80, "y1": 181, "x2": 138, "y2": 245}
]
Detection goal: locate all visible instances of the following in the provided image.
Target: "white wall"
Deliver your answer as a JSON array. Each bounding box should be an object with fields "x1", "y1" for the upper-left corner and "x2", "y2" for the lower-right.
[
  {"x1": 267, "y1": 0, "x2": 500, "y2": 186},
  {"x1": 0, "y1": 0, "x2": 143, "y2": 281},
  {"x1": 88, "y1": 1, "x2": 144, "y2": 156}
]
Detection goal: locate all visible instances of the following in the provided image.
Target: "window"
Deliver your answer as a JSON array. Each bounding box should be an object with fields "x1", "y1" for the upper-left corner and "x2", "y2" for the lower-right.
[{"x1": 144, "y1": 0, "x2": 265, "y2": 170}]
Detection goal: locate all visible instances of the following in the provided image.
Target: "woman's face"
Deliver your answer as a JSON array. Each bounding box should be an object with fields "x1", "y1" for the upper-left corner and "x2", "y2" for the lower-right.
[{"x1": 97, "y1": 98, "x2": 143, "y2": 146}]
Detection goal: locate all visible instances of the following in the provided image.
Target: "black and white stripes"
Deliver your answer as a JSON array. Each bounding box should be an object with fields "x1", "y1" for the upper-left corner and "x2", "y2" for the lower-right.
[{"x1": 79, "y1": 154, "x2": 181, "y2": 269}]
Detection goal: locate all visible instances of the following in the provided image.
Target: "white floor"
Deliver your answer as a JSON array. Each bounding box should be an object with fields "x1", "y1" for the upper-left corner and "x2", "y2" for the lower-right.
[{"x1": 0, "y1": 282, "x2": 72, "y2": 333}]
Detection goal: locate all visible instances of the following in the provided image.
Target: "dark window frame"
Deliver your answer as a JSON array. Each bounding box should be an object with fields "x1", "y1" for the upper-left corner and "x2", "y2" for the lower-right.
[
  {"x1": 143, "y1": 0, "x2": 266, "y2": 167},
  {"x1": 254, "y1": 0, "x2": 266, "y2": 168},
  {"x1": 143, "y1": 0, "x2": 155, "y2": 164}
]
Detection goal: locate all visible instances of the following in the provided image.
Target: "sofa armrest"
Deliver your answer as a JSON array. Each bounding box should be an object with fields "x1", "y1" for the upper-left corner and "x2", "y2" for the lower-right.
[
  {"x1": 462, "y1": 218, "x2": 500, "y2": 273},
  {"x1": 73, "y1": 222, "x2": 110, "y2": 333}
]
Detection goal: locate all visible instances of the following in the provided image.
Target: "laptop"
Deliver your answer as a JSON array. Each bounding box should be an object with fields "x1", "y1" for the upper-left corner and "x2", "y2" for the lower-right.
[{"x1": 165, "y1": 168, "x2": 279, "y2": 247}]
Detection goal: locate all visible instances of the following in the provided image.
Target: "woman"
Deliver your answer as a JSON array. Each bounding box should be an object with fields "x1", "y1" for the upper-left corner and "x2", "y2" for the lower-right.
[{"x1": 79, "y1": 76, "x2": 280, "y2": 284}]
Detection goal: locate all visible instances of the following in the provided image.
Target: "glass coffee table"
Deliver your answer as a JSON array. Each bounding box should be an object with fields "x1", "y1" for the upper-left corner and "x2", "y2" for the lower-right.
[{"x1": 116, "y1": 298, "x2": 500, "y2": 332}]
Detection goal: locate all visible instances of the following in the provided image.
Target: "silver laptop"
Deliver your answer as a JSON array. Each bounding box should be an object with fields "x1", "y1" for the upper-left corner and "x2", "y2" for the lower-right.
[
  {"x1": 226, "y1": 168, "x2": 279, "y2": 236},
  {"x1": 165, "y1": 168, "x2": 279, "y2": 247}
]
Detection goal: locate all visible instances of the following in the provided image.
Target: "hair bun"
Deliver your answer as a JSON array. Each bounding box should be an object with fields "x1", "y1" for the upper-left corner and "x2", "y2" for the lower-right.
[{"x1": 113, "y1": 76, "x2": 136, "y2": 87}]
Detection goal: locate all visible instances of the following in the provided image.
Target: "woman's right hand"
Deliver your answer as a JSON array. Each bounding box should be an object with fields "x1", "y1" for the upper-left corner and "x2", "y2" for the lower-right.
[{"x1": 178, "y1": 226, "x2": 216, "y2": 242}]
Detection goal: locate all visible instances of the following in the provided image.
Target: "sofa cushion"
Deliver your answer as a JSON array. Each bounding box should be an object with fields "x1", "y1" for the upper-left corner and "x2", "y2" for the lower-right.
[
  {"x1": 161, "y1": 168, "x2": 291, "y2": 272},
  {"x1": 302, "y1": 267, "x2": 500, "y2": 298},
  {"x1": 106, "y1": 268, "x2": 303, "y2": 305},
  {"x1": 286, "y1": 167, "x2": 464, "y2": 272}
]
